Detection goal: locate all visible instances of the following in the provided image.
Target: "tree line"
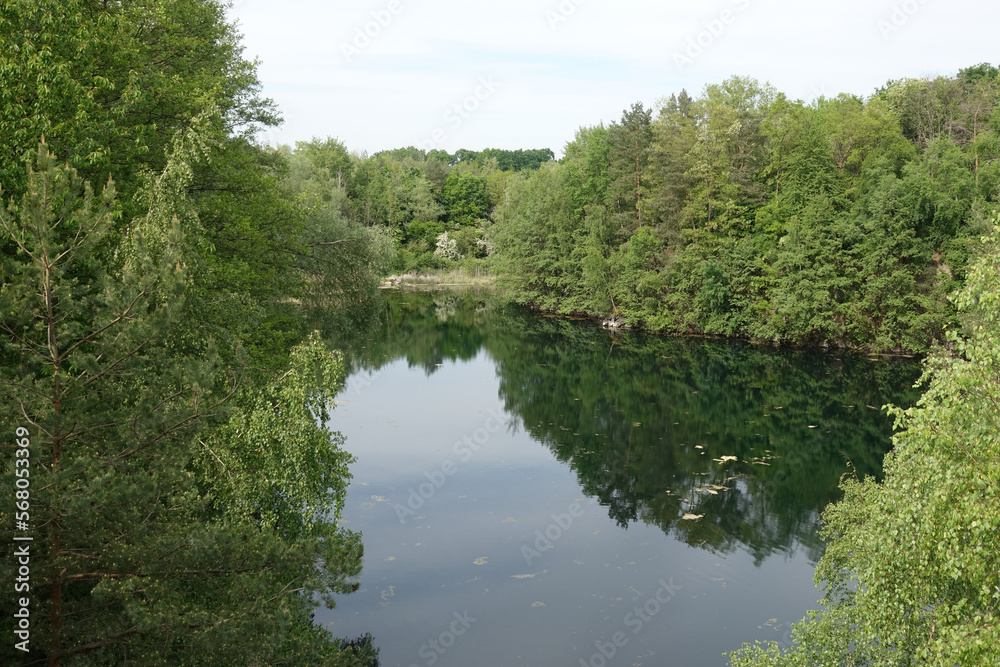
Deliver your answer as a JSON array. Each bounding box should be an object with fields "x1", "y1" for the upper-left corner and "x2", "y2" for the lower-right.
[
  {"x1": 297, "y1": 65, "x2": 1000, "y2": 354},
  {"x1": 489, "y1": 67, "x2": 1000, "y2": 354},
  {"x1": 283, "y1": 140, "x2": 554, "y2": 273}
]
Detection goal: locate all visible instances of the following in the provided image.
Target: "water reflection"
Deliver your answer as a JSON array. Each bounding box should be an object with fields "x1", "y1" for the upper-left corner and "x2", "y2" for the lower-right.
[{"x1": 343, "y1": 290, "x2": 921, "y2": 566}]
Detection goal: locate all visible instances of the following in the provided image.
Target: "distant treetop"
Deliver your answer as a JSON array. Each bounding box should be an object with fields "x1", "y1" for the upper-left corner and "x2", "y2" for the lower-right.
[{"x1": 372, "y1": 146, "x2": 555, "y2": 171}]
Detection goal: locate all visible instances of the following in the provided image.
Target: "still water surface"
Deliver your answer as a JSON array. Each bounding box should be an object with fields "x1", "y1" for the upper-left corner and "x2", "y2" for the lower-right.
[{"x1": 317, "y1": 291, "x2": 922, "y2": 667}]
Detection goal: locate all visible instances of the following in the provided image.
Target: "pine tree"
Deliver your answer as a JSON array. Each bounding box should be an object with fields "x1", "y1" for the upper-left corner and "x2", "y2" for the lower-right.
[{"x1": 0, "y1": 141, "x2": 371, "y2": 666}]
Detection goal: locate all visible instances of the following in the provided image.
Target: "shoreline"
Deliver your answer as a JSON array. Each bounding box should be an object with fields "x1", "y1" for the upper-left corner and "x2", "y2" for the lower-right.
[{"x1": 378, "y1": 273, "x2": 927, "y2": 358}]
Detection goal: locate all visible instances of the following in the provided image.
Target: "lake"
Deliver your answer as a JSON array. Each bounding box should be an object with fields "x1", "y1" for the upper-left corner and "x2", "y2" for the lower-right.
[{"x1": 316, "y1": 290, "x2": 922, "y2": 667}]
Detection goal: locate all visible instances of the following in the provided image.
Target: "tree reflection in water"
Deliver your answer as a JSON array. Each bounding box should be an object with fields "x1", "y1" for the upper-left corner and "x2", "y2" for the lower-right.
[{"x1": 343, "y1": 290, "x2": 922, "y2": 566}]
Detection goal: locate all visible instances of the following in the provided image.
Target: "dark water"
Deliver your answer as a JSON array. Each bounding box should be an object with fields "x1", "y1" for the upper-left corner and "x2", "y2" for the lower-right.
[{"x1": 317, "y1": 291, "x2": 922, "y2": 667}]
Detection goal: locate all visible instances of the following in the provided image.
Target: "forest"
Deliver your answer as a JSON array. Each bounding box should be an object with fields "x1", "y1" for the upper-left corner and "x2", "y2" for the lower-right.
[
  {"x1": 491, "y1": 72, "x2": 999, "y2": 354},
  {"x1": 278, "y1": 64, "x2": 1000, "y2": 354},
  {"x1": 0, "y1": 0, "x2": 385, "y2": 663},
  {"x1": 1, "y1": 0, "x2": 998, "y2": 664}
]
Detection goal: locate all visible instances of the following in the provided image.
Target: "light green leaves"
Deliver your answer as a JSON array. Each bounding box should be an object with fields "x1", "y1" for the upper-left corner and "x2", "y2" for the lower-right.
[
  {"x1": 730, "y1": 223, "x2": 1000, "y2": 665},
  {"x1": 201, "y1": 331, "x2": 354, "y2": 535}
]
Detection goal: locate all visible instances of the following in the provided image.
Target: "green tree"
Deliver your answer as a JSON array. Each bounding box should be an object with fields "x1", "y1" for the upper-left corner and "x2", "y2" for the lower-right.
[
  {"x1": 0, "y1": 0, "x2": 385, "y2": 361},
  {"x1": 286, "y1": 149, "x2": 395, "y2": 342},
  {"x1": 442, "y1": 170, "x2": 490, "y2": 227},
  {"x1": 0, "y1": 142, "x2": 372, "y2": 665},
  {"x1": 295, "y1": 137, "x2": 354, "y2": 192},
  {"x1": 562, "y1": 125, "x2": 617, "y2": 314},
  {"x1": 882, "y1": 75, "x2": 964, "y2": 150},
  {"x1": 754, "y1": 96, "x2": 820, "y2": 240},
  {"x1": 730, "y1": 224, "x2": 1000, "y2": 666},
  {"x1": 649, "y1": 90, "x2": 697, "y2": 239},
  {"x1": 477, "y1": 148, "x2": 555, "y2": 171},
  {"x1": 607, "y1": 102, "x2": 654, "y2": 229},
  {"x1": 562, "y1": 124, "x2": 612, "y2": 218},
  {"x1": 683, "y1": 77, "x2": 775, "y2": 233},
  {"x1": 491, "y1": 164, "x2": 583, "y2": 311},
  {"x1": 0, "y1": 0, "x2": 278, "y2": 220},
  {"x1": 818, "y1": 94, "x2": 913, "y2": 191},
  {"x1": 346, "y1": 156, "x2": 394, "y2": 228},
  {"x1": 487, "y1": 66, "x2": 1000, "y2": 353},
  {"x1": 899, "y1": 138, "x2": 976, "y2": 242},
  {"x1": 957, "y1": 66, "x2": 1000, "y2": 193},
  {"x1": 680, "y1": 91, "x2": 740, "y2": 233},
  {"x1": 754, "y1": 194, "x2": 858, "y2": 345}
]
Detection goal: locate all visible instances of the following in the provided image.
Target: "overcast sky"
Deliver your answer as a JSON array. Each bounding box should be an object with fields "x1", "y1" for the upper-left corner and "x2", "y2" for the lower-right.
[{"x1": 226, "y1": 0, "x2": 999, "y2": 157}]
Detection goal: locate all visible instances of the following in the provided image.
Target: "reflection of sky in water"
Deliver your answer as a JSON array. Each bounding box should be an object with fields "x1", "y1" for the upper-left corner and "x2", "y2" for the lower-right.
[{"x1": 319, "y1": 352, "x2": 819, "y2": 667}]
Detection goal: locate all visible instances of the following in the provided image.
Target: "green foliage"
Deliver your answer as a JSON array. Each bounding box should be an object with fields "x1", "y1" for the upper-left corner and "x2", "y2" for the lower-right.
[
  {"x1": 296, "y1": 137, "x2": 354, "y2": 189},
  {"x1": 607, "y1": 102, "x2": 654, "y2": 228},
  {"x1": 199, "y1": 333, "x2": 353, "y2": 536},
  {"x1": 0, "y1": 139, "x2": 375, "y2": 666},
  {"x1": 479, "y1": 147, "x2": 555, "y2": 171},
  {"x1": 606, "y1": 226, "x2": 666, "y2": 324},
  {"x1": 0, "y1": 0, "x2": 388, "y2": 661},
  {"x1": 490, "y1": 163, "x2": 586, "y2": 312},
  {"x1": 649, "y1": 90, "x2": 696, "y2": 238},
  {"x1": 281, "y1": 146, "x2": 395, "y2": 344},
  {"x1": 899, "y1": 138, "x2": 975, "y2": 241},
  {"x1": 442, "y1": 170, "x2": 490, "y2": 227},
  {"x1": 0, "y1": 0, "x2": 278, "y2": 220},
  {"x1": 440, "y1": 147, "x2": 554, "y2": 171},
  {"x1": 490, "y1": 67, "x2": 1000, "y2": 353},
  {"x1": 294, "y1": 142, "x2": 552, "y2": 269},
  {"x1": 729, "y1": 224, "x2": 1000, "y2": 665}
]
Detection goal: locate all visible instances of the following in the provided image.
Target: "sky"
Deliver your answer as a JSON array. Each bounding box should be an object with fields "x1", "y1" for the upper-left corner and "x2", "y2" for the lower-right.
[{"x1": 226, "y1": 0, "x2": 1000, "y2": 158}]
